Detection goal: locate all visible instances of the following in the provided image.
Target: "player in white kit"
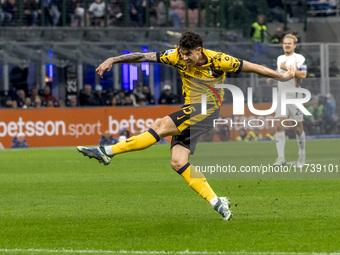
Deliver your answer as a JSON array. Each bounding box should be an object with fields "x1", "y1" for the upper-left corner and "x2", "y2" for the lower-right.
[{"x1": 273, "y1": 34, "x2": 307, "y2": 167}]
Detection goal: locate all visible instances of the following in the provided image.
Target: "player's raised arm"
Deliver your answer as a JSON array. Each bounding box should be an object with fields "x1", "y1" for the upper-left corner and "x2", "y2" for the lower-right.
[
  {"x1": 96, "y1": 52, "x2": 157, "y2": 78},
  {"x1": 241, "y1": 60, "x2": 295, "y2": 82}
]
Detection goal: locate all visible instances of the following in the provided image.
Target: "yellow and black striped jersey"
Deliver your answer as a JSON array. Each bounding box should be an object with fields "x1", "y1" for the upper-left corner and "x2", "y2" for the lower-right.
[{"x1": 156, "y1": 47, "x2": 243, "y2": 106}]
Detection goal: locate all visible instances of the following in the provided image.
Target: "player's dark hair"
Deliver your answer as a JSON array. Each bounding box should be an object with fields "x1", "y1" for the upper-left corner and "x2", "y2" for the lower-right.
[{"x1": 179, "y1": 31, "x2": 203, "y2": 50}]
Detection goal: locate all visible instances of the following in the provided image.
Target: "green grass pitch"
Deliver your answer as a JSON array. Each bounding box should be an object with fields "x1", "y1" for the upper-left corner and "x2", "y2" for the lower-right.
[{"x1": 0, "y1": 139, "x2": 339, "y2": 255}]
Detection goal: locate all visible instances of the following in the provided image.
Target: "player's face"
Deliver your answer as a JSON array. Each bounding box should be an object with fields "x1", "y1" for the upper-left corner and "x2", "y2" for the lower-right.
[
  {"x1": 282, "y1": 38, "x2": 296, "y2": 55},
  {"x1": 180, "y1": 47, "x2": 202, "y2": 66}
]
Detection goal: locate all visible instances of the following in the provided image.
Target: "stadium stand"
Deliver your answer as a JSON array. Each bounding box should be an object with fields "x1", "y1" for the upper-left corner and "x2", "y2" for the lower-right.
[{"x1": 1, "y1": 0, "x2": 340, "y2": 136}]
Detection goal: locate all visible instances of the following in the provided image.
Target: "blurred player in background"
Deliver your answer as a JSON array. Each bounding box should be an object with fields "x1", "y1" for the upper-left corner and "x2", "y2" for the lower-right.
[
  {"x1": 78, "y1": 31, "x2": 295, "y2": 220},
  {"x1": 273, "y1": 34, "x2": 307, "y2": 167}
]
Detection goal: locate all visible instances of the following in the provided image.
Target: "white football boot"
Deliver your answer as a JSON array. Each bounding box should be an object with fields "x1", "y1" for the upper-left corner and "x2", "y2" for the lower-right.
[
  {"x1": 214, "y1": 197, "x2": 232, "y2": 220},
  {"x1": 77, "y1": 146, "x2": 112, "y2": 166},
  {"x1": 273, "y1": 157, "x2": 286, "y2": 166}
]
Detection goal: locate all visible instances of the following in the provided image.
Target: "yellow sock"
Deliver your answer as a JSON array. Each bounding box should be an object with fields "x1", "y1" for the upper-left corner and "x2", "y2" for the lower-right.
[
  {"x1": 111, "y1": 129, "x2": 160, "y2": 155},
  {"x1": 178, "y1": 163, "x2": 216, "y2": 202}
]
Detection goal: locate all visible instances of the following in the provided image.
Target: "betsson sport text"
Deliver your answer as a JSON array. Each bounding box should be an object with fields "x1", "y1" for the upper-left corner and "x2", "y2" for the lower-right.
[{"x1": 0, "y1": 116, "x2": 161, "y2": 138}]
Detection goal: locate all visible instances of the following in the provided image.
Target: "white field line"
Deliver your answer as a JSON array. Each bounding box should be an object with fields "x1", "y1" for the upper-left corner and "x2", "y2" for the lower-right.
[
  {"x1": 285, "y1": 158, "x2": 339, "y2": 165},
  {"x1": 0, "y1": 248, "x2": 339, "y2": 255}
]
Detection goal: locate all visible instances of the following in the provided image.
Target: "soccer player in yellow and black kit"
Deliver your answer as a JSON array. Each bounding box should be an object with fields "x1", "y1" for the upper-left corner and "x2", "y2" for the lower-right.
[{"x1": 78, "y1": 31, "x2": 295, "y2": 220}]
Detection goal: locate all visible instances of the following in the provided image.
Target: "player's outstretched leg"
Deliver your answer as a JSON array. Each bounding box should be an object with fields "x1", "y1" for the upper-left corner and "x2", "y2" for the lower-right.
[
  {"x1": 77, "y1": 128, "x2": 160, "y2": 165},
  {"x1": 176, "y1": 162, "x2": 232, "y2": 220}
]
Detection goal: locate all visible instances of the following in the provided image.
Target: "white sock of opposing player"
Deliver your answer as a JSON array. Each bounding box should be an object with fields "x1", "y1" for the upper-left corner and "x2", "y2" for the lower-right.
[
  {"x1": 296, "y1": 131, "x2": 306, "y2": 155},
  {"x1": 276, "y1": 131, "x2": 285, "y2": 159}
]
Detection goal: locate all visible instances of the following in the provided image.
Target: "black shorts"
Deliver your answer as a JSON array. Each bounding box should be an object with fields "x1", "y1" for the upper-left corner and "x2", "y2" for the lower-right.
[{"x1": 168, "y1": 104, "x2": 220, "y2": 154}]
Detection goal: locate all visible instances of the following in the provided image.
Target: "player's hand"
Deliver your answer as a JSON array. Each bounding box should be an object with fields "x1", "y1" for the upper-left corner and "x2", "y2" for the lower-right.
[
  {"x1": 281, "y1": 66, "x2": 295, "y2": 81},
  {"x1": 96, "y1": 58, "x2": 114, "y2": 78}
]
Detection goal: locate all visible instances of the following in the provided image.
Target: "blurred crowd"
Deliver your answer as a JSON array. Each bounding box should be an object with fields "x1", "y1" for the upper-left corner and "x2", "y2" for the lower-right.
[
  {"x1": 304, "y1": 94, "x2": 337, "y2": 135},
  {"x1": 1, "y1": 0, "x2": 330, "y2": 28},
  {"x1": 0, "y1": 0, "x2": 211, "y2": 28},
  {"x1": 0, "y1": 82, "x2": 180, "y2": 108}
]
